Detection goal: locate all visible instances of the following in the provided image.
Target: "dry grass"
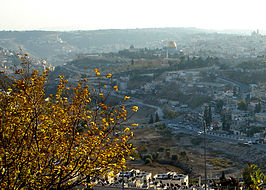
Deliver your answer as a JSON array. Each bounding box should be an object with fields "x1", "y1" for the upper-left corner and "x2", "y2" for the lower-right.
[
  {"x1": 128, "y1": 124, "x2": 249, "y2": 178},
  {"x1": 206, "y1": 158, "x2": 235, "y2": 170}
]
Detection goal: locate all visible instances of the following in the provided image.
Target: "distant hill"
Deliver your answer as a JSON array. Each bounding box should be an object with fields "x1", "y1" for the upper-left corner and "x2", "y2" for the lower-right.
[
  {"x1": 0, "y1": 28, "x2": 218, "y2": 60},
  {"x1": 0, "y1": 31, "x2": 75, "y2": 59},
  {"x1": 0, "y1": 28, "x2": 264, "y2": 66}
]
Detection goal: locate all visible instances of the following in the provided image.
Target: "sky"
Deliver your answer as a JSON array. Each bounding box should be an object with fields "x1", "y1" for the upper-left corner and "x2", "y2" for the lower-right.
[{"x1": 1, "y1": 0, "x2": 266, "y2": 31}]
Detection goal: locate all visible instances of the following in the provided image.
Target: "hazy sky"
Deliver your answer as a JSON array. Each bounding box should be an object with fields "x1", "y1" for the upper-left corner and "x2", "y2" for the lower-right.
[{"x1": 1, "y1": 0, "x2": 266, "y2": 31}]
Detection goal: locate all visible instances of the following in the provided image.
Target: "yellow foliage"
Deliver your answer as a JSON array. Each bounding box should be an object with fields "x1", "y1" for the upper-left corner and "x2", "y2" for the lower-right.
[
  {"x1": 106, "y1": 73, "x2": 112, "y2": 78},
  {"x1": 131, "y1": 123, "x2": 139, "y2": 127},
  {"x1": 124, "y1": 96, "x2": 130, "y2": 100},
  {"x1": 132, "y1": 106, "x2": 139, "y2": 112},
  {"x1": 124, "y1": 128, "x2": 130, "y2": 133},
  {"x1": 0, "y1": 58, "x2": 137, "y2": 189}
]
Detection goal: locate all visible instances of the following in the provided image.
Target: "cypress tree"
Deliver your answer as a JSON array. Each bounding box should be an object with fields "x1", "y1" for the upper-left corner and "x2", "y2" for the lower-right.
[{"x1": 155, "y1": 112, "x2": 160, "y2": 122}]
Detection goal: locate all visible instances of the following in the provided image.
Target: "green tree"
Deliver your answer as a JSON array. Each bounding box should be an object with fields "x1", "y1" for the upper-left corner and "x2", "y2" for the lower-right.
[
  {"x1": 245, "y1": 94, "x2": 251, "y2": 104},
  {"x1": 203, "y1": 105, "x2": 212, "y2": 127},
  {"x1": 158, "y1": 147, "x2": 165, "y2": 152},
  {"x1": 220, "y1": 171, "x2": 226, "y2": 180},
  {"x1": 149, "y1": 114, "x2": 154, "y2": 124},
  {"x1": 171, "y1": 154, "x2": 178, "y2": 161},
  {"x1": 216, "y1": 99, "x2": 224, "y2": 113},
  {"x1": 155, "y1": 112, "x2": 160, "y2": 122},
  {"x1": 255, "y1": 102, "x2": 261, "y2": 113},
  {"x1": 242, "y1": 165, "x2": 255, "y2": 189},
  {"x1": 238, "y1": 99, "x2": 248, "y2": 111},
  {"x1": 208, "y1": 105, "x2": 212, "y2": 124},
  {"x1": 233, "y1": 87, "x2": 238, "y2": 96}
]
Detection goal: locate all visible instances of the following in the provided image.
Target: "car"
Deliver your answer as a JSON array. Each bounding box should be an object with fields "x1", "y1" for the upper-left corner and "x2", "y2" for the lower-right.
[{"x1": 198, "y1": 131, "x2": 203, "y2": 135}]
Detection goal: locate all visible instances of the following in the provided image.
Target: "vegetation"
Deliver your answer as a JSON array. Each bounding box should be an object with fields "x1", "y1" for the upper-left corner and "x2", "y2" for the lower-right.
[
  {"x1": 149, "y1": 114, "x2": 154, "y2": 124},
  {"x1": 162, "y1": 108, "x2": 180, "y2": 120},
  {"x1": 128, "y1": 74, "x2": 153, "y2": 89},
  {"x1": 254, "y1": 102, "x2": 261, "y2": 113},
  {"x1": 0, "y1": 55, "x2": 137, "y2": 189},
  {"x1": 242, "y1": 165, "x2": 256, "y2": 189},
  {"x1": 215, "y1": 99, "x2": 224, "y2": 113},
  {"x1": 158, "y1": 82, "x2": 211, "y2": 108},
  {"x1": 237, "y1": 99, "x2": 248, "y2": 111},
  {"x1": 172, "y1": 56, "x2": 220, "y2": 70},
  {"x1": 246, "y1": 126, "x2": 264, "y2": 137},
  {"x1": 190, "y1": 137, "x2": 204, "y2": 145},
  {"x1": 224, "y1": 70, "x2": 266, "y2": 84},
  {"x1": 249, "y1": 164, "x2": 266, "y2": 190},
  {"x1": 157, "y1": 82, "x2": 186, "y2": 101},
  {"x1": 203, "y1": 105, "x2": 212, "y2": 127},
  {"x1": 206, "y1": 158, "x2": 234, "y2": 170},
  {"x1": 218, "y1": 172, "x2": 240, "y2": 189},
  {"x1": 237, "y1": 60, "x2": 266, "y2": 70},
  {"x1": 155, "y1": 112, "x2": 160, "y2": 122}
]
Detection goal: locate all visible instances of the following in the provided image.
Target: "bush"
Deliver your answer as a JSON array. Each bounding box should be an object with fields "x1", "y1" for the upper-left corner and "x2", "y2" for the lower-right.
[
  {"x1": 171, "y1": 154, "x2": 178, "y2": 161},
  {"x1": 145, "y1": 158, "x2": 152, "y2": 165},
  {"x1": 180, "y1": 151, "x2": 187, "y2": 156},
  {"x1": 152, "y1": 152, "x2": 159, "y2": 160},
  {"x1": 191, "y1": 137, "x2": 204, "y2": 145},
  {"x1": 158, "y1": 147, "x2": 165, "y2": 152}
]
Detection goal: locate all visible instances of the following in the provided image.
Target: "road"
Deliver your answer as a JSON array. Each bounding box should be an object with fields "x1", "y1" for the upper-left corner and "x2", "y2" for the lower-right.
[
  {"x1": 166, "y1": 123, "x2": 266, "y2": 152},
  {"x1": 216, "y1": 75, "x2": 250, "y2": 98},
  {"x1": 111, "y1": 93, "x2": 164, "y2": 119}
]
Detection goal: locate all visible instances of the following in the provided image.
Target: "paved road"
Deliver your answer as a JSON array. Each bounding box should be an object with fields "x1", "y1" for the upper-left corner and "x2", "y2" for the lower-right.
[
  {"x1": 111, "y1": 93, "x2": 164, "y2": 119},
  {"x1": 166, "y1": 123, "x2": 266, "y2": 152},
  {"x1": 216, "y1": 76, "x2": 250, "y2": 98}
]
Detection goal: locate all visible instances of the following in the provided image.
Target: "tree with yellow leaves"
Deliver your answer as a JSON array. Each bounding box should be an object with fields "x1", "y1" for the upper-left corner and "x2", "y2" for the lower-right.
[
  {"x1": 0, "y1": 54, "x2": 138, "y2": 189},
  {"x1": 249, "y1": 164, "x2": 266, "y2": 190}
]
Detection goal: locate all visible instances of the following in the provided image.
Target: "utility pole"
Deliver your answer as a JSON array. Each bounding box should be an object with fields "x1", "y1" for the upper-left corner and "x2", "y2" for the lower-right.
[
  {"x1": 122, "y1": 168, "x2": 124, "y2": 190},
  {"x1": 204, "y1": 121, "x2": 207, "y2": 190}
]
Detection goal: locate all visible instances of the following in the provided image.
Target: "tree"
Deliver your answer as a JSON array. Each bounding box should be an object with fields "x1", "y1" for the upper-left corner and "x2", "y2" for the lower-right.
[
  {"x1": 242, "y1": 165, "x2": 255, "y2": 189},
  {"x1": 233, "y1": 87, "x2": 238, "y2": 96},
  {"x1": 203, "y1": 105, "x2": 212, "y2": 127},
  {"x1": 255, "y1": 102, "x2": 261, "y2": 113},
  {"x1": 155, "y1": 112, "x2": 160, "y2": 122},
  {"x1": 144, "y1": 158, "x2": 152, "y2": 165},
  {"x1": 149, "y1": 114, "x2": 154, "y2": 124},
  {"x1": 171, "y1": 154, "x2": 178, "y2": 161},
  {"x1": 245, "y1": 94, "x2": 251, "y2": 104},
  {"x1": 0, "y1": 55, "x2": 137, "y2": 189},
  {"x1": 208, "y1": 105, "x2": 212, "y2": 124},
  {"x1": 249, "y1": 164, "x2": 266, "y2": 190},
  {"x1": 238, "y1": 99, "x2": 248, "y2": 111},
  {"x1": 215, "y1": 99, "x2": 224, "y2": 113},
  {"x1": 220, "y1": 171, "x2": 226, "y2": 181}
]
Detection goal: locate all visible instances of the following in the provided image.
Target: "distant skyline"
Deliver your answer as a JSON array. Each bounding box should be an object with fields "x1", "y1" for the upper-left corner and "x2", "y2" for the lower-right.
[{"x1": 1, "y1": 0, "x2": 266, "y2": 33}]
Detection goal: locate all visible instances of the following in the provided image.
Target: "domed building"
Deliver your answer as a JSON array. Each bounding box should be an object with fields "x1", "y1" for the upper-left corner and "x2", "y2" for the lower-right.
[
  {"x1": 166, "y1": 41, "x2": 179, "y2": 56},
  {"x1": 167, "y1": 41, "x2": 177, "y2": 49}
]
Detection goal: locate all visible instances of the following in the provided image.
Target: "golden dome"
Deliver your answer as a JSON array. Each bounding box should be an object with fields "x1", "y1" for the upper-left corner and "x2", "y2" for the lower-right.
[{"x1": 167, "y1": 41, "x2": 177, "y2": 48}]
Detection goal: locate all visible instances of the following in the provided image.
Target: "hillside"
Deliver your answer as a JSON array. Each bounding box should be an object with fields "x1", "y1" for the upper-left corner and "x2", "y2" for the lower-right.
[{"x1": 128, "y1": 125, "x2": 265, "y2": 179}]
